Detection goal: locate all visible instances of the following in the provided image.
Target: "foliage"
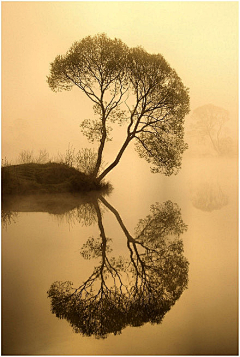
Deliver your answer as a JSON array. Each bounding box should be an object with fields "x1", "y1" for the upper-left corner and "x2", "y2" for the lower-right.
[
  {"x1": 188, "y1": 104, "x2": 234, "y2": 156},
  {"x1": 1, "y1": 157, "x2": 12, "y2": 167},
  {"x1": 36, "y1": 149, "x2": 50, "y2": 163},
  {"x1": 47, "y1": 196, "x2": 189, "y2": 338},
  {"x1": 1, "y1": 209, "x2": 18, "y2": 229},
  {"x1": 47, "y1": 33, "x2": 190, "y2": 181},
  {"x1": 1, "y1": 190, "x2": 112, "y2": 229},
  {"x1": 190, "y1": 181, "x2": 228, "y2": 212},
  {"x1": 81, "y1": 236, "x2": 113, "y2": 259},
  {"x1": 58, "y1": 145, "x2": 104, "y2": 176},
  {"x1": 75, "y1": 148, "x2": 100, "y2": 175},
  {"x1": 1, "y1": 163, "x2": 108, "y2": 195},
  {"x1": 60, "y1": 144, "x2": 75, "y2": 167},
  {"x1": 135, "y1": 200, "x2": 188, "y2": 240},
  {"x1": 18, "y1": 150, "x2": 34, "y2": 164},
  {"x1": 18, "y1": 149, "x2": 50, "y2": 164}
]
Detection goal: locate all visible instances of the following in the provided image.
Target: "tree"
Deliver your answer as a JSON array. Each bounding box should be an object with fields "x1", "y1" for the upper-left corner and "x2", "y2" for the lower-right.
[
  {"x1": 188, "y1": 104, "x2": 234, "y2": 156},
  {"x1": 190, "y1": 181, "x2": 228, "y2": 212},
  {"x1": 47, "y1": 34, "x2": 190, "y2": 182},
  {"x1": 47, "y1": 196, "x2": 189, "y2": 338}
]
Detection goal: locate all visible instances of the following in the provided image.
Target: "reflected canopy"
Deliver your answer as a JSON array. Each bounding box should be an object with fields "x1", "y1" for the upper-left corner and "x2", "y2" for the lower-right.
[
  {"x1": 190, "y1": 181, "x2": 228, "y2": 212},
  {"x1": 46, "y1": 194, "x2": 189, "y2": 338},
  {"x1": 1, "y1": 191, "x2": 189, "y2": 338}
]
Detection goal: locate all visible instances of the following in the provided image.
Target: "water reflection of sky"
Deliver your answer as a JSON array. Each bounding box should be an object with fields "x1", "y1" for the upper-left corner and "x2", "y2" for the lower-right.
[{"x1": 2, "y1": 156, "x2": 238, "y2": 355}]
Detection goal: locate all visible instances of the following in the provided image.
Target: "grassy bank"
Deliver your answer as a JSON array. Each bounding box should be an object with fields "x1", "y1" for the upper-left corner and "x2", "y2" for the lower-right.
[{"x1": 2, "y1": 162, "x2": 108, "y2": 195}]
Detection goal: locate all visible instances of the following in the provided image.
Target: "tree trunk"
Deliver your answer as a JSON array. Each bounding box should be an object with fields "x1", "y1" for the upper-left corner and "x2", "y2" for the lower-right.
[
  {"x1": 96, "y1": 135, "x2": 133, "y2": 182},
  {"x1": 99, "y1": 196, "x2": 134, "y2": 241},
  {"x1": 92, "y1": 104, "x2": 107, "y2": 180}
]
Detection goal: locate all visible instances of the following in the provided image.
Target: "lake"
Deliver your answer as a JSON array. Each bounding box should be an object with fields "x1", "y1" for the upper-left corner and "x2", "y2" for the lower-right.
[{"x1": 2, "y1": 154, "x2": 238, "y2": 355}]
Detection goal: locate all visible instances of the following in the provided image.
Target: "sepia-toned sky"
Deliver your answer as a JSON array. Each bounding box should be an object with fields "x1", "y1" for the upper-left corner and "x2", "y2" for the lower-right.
[
  {"x1": 1, "y1": 1, "x2": 238, "y2": 162},
  {"x1": 1, "y1": 3, "x2": 239, "y2": 354}
]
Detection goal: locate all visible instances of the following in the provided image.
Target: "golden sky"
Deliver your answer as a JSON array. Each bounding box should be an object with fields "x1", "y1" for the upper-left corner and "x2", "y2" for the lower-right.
[
  {"x1": 1, "y1": 1, "x2": 238, "y2": 161},
  {"x1": 1, "y1": 4, "x2": 239, "y2": 354}
]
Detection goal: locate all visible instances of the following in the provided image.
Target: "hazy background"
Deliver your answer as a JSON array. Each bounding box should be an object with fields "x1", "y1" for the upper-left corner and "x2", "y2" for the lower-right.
[
  {"x1": 1, "y1": 3, "x2": 238, "y2": 354},
  {"x1": 2, "y1": 1, "x2": 238, "y2": 164}
]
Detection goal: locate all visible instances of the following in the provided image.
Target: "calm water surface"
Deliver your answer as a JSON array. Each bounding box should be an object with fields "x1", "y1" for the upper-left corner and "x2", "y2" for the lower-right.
[{"x1": 2, "y1": 155, "x2": 238, "y2": 355}]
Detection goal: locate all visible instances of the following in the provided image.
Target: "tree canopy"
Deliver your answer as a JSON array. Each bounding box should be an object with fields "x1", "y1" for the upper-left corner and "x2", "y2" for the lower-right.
[
  {"x1": 188, "y1": 104, "x2": 234, "y2": 156},
  {"x1": 190, "y1": 181, "x2": 228, "y2": 212},
  {"x1": 47, "y1": 34, "x2": 190, "y2": 181},
  {"x1": 47, "y1": 196, "x2": 189, "y2": 338}
]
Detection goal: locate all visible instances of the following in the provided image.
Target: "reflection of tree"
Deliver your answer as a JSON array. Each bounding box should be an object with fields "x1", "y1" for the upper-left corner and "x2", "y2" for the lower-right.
[
  {"x1": 48, "y1": 197, "x2": 189, "y2": 338},
  {"x1": 1, "y1": 191, "x2": 110, "y2": 227},
  {"x1": 190, "y1": 181, "x2": 228, "y2": 212},
  {"x1": 188, "y1": 104, "x2": 234, "y2": 156},
  {"x1": 1, "y1": 209, "x2": 18, "y2": 229},
  {"x1": 54, "y1": 197, "x2": 99, "y2": 227}
]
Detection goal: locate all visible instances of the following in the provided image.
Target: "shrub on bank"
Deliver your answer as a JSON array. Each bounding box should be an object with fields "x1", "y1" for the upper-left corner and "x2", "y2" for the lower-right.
[{"x1": 1, "y1": 163, "x2": 108, "y2": 195}]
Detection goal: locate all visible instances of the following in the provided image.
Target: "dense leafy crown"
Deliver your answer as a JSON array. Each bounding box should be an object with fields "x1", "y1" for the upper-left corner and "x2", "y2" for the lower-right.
[
  {"x1": 47, "y1": 197, "x2": 189, "y2": 338},
  {"x1": 48, "y1": 34, "x2": 190, "y2": 177}
]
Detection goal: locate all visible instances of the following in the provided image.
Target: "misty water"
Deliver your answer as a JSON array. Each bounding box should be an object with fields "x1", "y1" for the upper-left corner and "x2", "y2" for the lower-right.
[{"x1": 2, "y1": 154, "x2": 238, "y2": 355}]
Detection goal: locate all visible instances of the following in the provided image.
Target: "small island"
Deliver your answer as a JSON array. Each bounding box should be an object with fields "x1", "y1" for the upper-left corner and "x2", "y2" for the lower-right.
[{"x1": 1, "y1": 162, "x2": 108, "y2": 195}]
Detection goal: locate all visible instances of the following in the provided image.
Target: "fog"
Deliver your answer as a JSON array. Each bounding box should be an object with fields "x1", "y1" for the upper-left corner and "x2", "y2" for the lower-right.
[
  {"x1": 2, "y1": 2, "x2": 238, "y2": 163},
  {"x1": 2, "y1": 155, "x2": 238, "y2": 355},
  {"x1": 1, "y1": 2, "x2": 238, "y2": 355}
]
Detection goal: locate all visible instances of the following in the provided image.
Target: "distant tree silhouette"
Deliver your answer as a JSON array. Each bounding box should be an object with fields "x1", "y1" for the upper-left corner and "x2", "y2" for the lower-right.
[
  {"x1": 47, "y1": 34, "x2": 190, "y2": 182},
  {"x1": 47, "y1": 197, "x2": 189, "y2": 338},
  {"x1": 189, "y1": 104, "x2": 234, "y2": 156},
  {"x1": 190, "y1": 181, "x2": 228, "y2": 212}
]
